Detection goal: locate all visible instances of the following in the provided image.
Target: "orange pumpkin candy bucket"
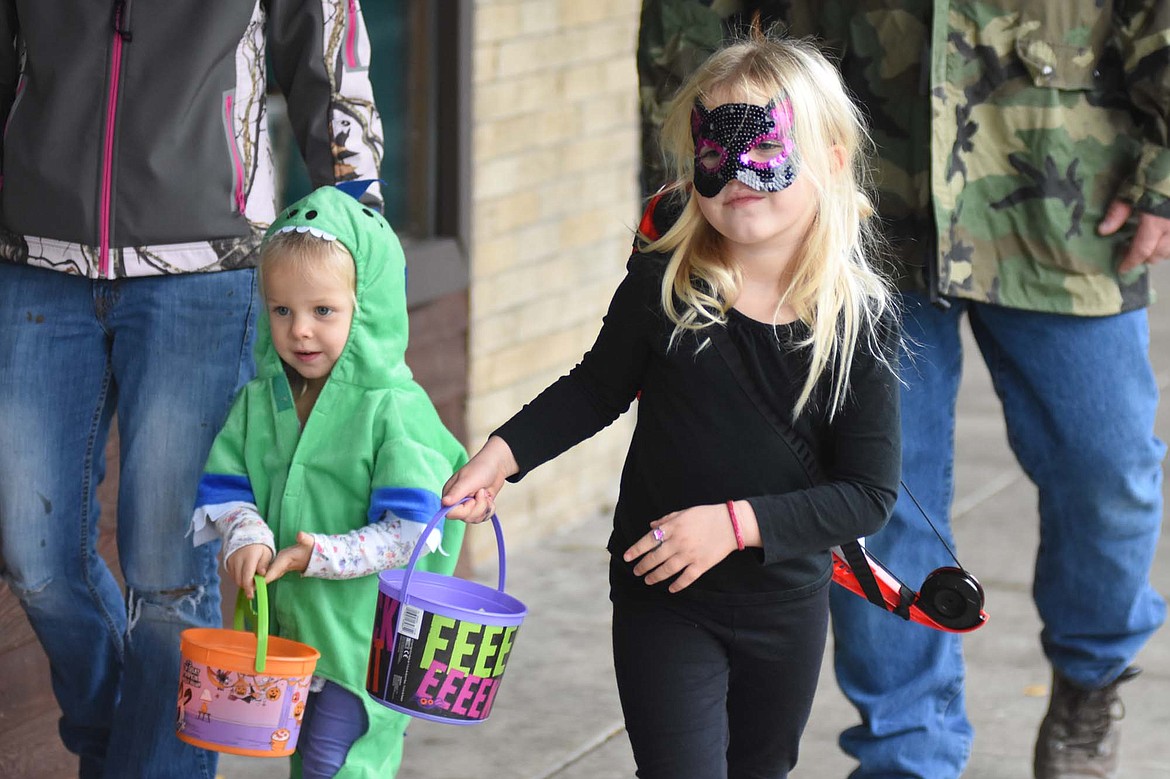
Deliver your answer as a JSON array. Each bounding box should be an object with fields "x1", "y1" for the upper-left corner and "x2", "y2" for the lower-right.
[{"x1": 176, "y1": 577, "x2": 320, "y2": 757}]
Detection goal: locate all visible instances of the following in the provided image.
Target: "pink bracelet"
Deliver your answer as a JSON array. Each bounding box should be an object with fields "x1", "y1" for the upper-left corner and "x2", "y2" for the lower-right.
[{"x1": 726, "y1": 500, "x2": 745, "y2": 551}]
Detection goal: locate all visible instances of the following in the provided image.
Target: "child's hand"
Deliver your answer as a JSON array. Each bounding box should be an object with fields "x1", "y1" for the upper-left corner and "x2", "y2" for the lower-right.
[
  {"x1": 226, "y1": 544, "x2": 274, "y2": 600},
  {"x1": 445, "y1": 487, "x2": 496, "y2": 524},
  {"x1": 264, "y1": 532, "x2": 315, "y2": 583},
  {"x1": 441, "y1": 435, "x2": 518, "y2": 522},
  {"x1": 622, "y1": 502, "x2": 759, "y2": 593}
]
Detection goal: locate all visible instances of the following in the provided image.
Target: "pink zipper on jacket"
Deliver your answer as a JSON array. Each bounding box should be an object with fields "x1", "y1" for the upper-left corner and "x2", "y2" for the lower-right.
[
  {"x1": 224, "y1": 94, "x2": 246, "y2": 214},
  {"x1": 100, "y1": 1, "x2": 131, "y2": 278},
  {"x1": 345, "y1": 0, "x2": 359, "y2": 68}
]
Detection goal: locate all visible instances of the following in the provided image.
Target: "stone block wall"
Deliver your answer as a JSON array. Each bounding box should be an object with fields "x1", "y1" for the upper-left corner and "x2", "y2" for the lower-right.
[{"x1": 464, "y1": 0, "x2": 642, "y2": 565}]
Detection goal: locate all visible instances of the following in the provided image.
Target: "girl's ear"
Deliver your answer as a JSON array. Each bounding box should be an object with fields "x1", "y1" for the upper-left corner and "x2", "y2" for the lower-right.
[{"x1": 830, "y1": 144, "x2": 848, "y2": 173}]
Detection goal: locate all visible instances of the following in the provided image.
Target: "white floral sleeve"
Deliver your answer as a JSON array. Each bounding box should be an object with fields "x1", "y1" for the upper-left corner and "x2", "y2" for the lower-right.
[
  {"x1": 192, "y1": 502, "x2": 276, "y2": 564},
  {"x1": 302, "y1": 513, "x2": 441, "y2": 580}
]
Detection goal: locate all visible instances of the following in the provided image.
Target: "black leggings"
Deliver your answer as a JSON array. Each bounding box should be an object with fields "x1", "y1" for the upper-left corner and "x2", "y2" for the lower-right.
[{"x1": 611, "y1": 585, "x2": 829, "y2": 779}]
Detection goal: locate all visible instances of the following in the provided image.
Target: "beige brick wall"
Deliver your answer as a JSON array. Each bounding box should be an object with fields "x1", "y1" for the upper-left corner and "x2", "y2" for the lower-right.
[{"x1": 464, "y1": 0, "x2": 642, "y2": 567}]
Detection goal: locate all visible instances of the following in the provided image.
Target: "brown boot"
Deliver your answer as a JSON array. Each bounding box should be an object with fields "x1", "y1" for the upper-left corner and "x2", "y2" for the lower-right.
[{"x1": 1033, "y1": 666, "x2": 1140, "y2": 779}]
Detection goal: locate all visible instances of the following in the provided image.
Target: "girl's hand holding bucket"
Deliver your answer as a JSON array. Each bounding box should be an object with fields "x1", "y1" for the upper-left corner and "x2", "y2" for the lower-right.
[
  {"x1": 226, "y1": 544, "x2": 274, "y2": 600},
  {"x1": 441, "y1": 435, "x2": 518, "y2": 522},
  {"x1": 226, "y1": 534, "x2": 314, "y2": 599}
]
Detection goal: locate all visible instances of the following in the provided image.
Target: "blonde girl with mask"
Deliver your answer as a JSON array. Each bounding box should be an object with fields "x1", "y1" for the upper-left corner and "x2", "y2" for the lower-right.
[{"x1": 443, "y1": 30, "x2": 901, "y2": 779}]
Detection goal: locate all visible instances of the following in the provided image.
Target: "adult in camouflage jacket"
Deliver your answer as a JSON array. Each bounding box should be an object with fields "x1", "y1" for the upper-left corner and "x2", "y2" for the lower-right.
[{"x1": 638, "y1": 2, "x2": 1169, "y2": 778}]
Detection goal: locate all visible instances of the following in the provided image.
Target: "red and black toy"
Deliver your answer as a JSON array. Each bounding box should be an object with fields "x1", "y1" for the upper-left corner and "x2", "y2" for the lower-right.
[{"x1": 831, "y1": 540, "x2": 987, "y2": 633}]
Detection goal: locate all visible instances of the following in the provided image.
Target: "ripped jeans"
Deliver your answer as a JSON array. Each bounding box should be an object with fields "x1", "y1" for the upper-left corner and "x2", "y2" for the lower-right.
[{"x1": 0, "y1": 263, "x2": 256, "y2": 779}]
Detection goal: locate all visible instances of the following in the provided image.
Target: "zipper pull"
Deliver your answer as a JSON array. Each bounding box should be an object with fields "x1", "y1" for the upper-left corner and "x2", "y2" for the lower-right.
[{"x1": 113, "y1": 0, "x2": 133, "y2": 42}]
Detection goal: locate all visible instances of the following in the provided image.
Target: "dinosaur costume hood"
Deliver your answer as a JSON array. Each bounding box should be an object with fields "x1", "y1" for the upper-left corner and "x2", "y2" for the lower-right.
[{"x1": 260, "y1": 184, "x2": 412, "y2": 389}]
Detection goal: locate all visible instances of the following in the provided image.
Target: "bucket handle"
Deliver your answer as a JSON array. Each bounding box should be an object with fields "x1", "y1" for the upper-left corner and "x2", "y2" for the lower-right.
[
  {"x1": 233, "y1": 575, "x2": 270, "y2": 674},
  {"x1": 394, "y1": 499, "x2": 507, "y2": 635}
]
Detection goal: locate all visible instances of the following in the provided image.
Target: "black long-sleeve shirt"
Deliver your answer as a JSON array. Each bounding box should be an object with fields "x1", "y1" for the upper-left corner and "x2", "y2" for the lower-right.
[{"x1": 495, "y1": 252, "x2": 901, "y2": 604}]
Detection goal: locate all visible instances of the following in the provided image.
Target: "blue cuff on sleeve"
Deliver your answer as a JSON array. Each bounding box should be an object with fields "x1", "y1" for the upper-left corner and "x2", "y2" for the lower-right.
[
  {"x1": 195, "y1": 473, "x2": 256, "y2": 508},
  {"x1": 368, "y1": 487, "x2": 441, "y2": 528}
]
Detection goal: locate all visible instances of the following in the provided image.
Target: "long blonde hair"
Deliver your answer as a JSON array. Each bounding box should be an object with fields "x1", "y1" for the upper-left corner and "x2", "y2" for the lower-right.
[{"x1": 644, "y1": 32, "x2": 895, "y2": 418}]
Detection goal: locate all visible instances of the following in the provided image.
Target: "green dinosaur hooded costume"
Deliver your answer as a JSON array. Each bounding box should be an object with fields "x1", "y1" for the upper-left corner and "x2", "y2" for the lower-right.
[{"x1": 195, "y1": 185, "x2": 467, "y2": 777}]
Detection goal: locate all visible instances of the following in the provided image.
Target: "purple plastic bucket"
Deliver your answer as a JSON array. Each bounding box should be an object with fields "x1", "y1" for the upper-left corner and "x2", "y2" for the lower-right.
[{"x1": 366, "y1": 503, "x2": 527, "y2": 724}]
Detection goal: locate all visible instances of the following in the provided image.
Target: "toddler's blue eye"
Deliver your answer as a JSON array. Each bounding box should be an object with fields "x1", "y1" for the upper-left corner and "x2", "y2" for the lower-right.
[
  {"x1": 272, "y1": 305, "x2": 290, "y2": 316},
  {"x1": 315, "y1": 306, "x2": 333, "y2": 316}
]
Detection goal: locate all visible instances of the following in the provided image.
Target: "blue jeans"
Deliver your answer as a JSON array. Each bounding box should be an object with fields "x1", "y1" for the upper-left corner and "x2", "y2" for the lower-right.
[
  {"x1": 297, "y1": 681, "x2": 369, "y2": 779},
  {"x1": 831, "y1": 293, "x2": 1167, "y2": 779},
  {"x1": 0, "y1": 263, "x2": 256, "y2": 779}
]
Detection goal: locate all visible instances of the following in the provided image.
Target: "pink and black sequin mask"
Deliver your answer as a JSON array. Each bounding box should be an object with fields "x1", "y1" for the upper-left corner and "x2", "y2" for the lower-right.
[{"x1": 690, "y1": 98, "x2": 799, "y2": 198}]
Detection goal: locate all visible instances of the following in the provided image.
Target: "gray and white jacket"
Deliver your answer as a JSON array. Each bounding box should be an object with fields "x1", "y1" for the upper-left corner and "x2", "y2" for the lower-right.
[{"x1": 0, "y1": 0, "x2": 384, "y2": 279}]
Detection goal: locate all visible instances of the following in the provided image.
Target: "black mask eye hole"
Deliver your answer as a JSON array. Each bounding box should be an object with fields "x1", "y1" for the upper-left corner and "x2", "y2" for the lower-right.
[
  {"x1": 917, "y1": 567, "x2": 985, "y2": 631},
  {"x1": 285, "y1": 208, "x2": 299, "y2": 218},
  {"x1": 362, "y1": 208, "x2": 375, "y2": 217},
  {"x1": 305, "y1": 210, "x2": 318, "y2": 220}
]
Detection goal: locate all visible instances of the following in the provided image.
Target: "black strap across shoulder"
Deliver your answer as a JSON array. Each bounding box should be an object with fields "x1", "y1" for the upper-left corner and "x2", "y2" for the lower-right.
[{"x1": 707, "y1": 323, "x2": 893, "y2": 614}]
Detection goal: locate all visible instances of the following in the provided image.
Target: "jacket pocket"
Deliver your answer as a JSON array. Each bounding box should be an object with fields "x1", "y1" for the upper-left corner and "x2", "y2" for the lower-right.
[{"x1": 1015, "y1": 2, "x2": 1112, "y2": 90}]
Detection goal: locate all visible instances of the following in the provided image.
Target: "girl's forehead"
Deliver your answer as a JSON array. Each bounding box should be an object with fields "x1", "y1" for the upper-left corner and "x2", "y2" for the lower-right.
[
  {"x1": 263, "y1": 255, "x2": 351, "y2": 288},
  {"x1": 700, "y1": 85, "x2": 780, "y2": 110}
]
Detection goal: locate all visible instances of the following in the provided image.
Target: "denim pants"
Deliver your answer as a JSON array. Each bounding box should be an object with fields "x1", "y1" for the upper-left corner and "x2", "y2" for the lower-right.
[
  {"x1": 0, "y1": 263, "x2": 256, "y2": 779},
  {"x1": 830, "y1": 292, "x2": 1167, "y2": 779},
  {"x1": 296, "y1": 681, "x2": 369, "y2": 779}
]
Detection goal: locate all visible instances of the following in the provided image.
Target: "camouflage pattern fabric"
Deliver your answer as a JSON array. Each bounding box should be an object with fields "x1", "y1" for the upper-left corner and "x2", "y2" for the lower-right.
[{"x1": 638, "y1": 0, "x2": 1170, "y2": 314}]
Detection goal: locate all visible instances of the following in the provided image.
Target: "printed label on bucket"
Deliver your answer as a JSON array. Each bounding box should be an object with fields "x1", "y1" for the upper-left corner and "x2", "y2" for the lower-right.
[
  {"x1": 176, "y1": 657, "x2": 313, "y2": 754},
  {"x1": 366, "y1": 590, "x2": 518, "y2": 722}
]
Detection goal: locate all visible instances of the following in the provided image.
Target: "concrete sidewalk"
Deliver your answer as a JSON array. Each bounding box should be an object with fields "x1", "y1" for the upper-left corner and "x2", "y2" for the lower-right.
[{"x1": 222, "y1": 267, "x2": 1170, "y2": 779}]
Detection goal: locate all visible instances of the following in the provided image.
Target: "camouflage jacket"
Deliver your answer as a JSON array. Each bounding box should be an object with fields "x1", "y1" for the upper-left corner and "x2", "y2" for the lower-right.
[{"x1": 638, "y1": 0, "x2": 1170, "y2": 314}]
